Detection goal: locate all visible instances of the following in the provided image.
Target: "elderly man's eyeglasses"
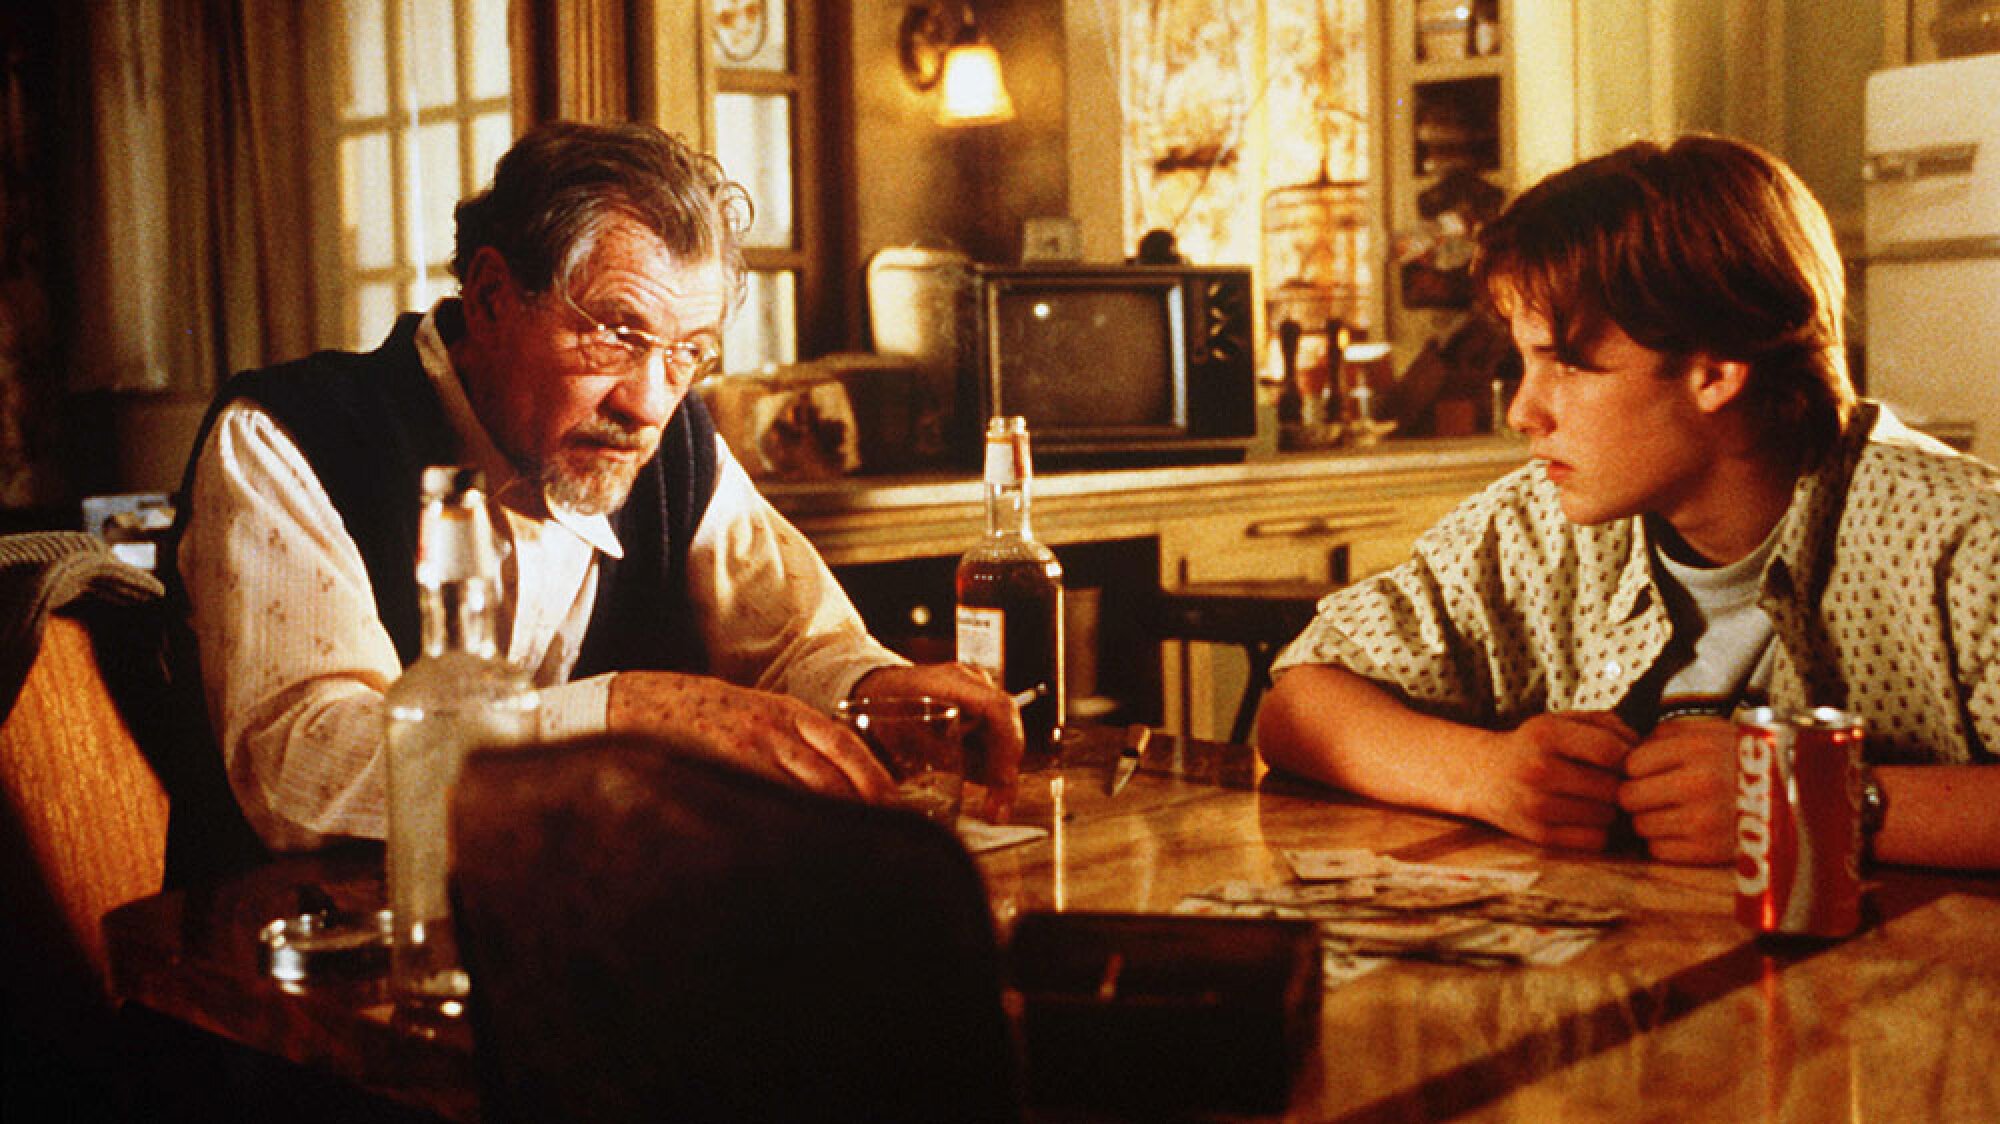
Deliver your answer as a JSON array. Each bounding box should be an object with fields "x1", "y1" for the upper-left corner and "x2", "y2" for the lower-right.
[{"x1": 559, "y1": 288, "x2": 722, "y2": 381}]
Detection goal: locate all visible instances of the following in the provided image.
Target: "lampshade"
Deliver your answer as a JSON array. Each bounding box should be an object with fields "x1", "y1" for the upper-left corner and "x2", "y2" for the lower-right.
[{"x1": 936, "y1": 41, "x2": 1014, "y2": 126}]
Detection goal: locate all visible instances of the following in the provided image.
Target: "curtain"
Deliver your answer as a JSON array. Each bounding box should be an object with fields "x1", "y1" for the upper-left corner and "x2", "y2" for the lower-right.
[{"x1": 68, "y1": 0, "x2": 318, "y2": 399}]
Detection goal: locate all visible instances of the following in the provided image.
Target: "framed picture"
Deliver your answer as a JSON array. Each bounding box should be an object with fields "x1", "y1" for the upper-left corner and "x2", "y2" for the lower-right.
[{"x1": 1021, "y1": 216, "x2": 1082, "y2": 263}]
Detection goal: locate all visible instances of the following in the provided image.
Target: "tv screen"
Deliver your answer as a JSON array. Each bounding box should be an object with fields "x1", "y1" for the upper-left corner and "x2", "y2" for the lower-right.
[{"x1": 986, "y1": 278, "x2": 1186, "y2": 436}]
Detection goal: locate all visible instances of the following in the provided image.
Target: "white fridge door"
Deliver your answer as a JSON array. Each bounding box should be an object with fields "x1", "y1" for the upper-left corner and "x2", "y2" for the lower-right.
[
  {"x1": 1864, "y1": 55, "x2": 2000, "y2": 461},
  {"x1": 1866, "y1": 258, "x2": 2000, "y2": 461},
  {"x1": 1865, "y1": 54, "x2": 2000, "y2": 249}
]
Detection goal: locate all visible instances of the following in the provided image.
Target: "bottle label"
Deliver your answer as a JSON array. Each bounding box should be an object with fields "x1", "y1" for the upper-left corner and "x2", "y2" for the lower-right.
[
  {"x1": 956, "y1": 605, "x2": 1005, "y2": 679},
  {"x1": 983, "y1": 438, "x2": 1025, "y2": 488}
]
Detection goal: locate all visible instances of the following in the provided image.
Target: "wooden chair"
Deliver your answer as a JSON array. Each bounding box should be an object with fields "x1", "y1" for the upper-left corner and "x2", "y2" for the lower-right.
[
  {"x1": 450, "y1": 732, "x2": 1023, "y2": 1124},
  {"x1": 1, "y1": 535, "x2": 173, "y2": 1002},
  {"x1": 1, "y1": 533, "x2": 176, "y2": 1121},
  {"x1": 1150, "y1": 580, "x2": 1329, "y2": 743}
]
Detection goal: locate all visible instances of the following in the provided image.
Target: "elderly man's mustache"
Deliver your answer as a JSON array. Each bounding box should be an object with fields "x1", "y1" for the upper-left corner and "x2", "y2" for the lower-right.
[{"x1": 571, "y1": 417, "x2": 658, "y2": 450}]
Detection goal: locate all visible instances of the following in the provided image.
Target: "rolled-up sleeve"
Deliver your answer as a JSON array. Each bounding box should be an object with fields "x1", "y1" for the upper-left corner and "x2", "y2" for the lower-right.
[
  {"x1": 178, "y1": 404, "x2": 402, "y2": 848},
  {"x1": 178, "y1": 404, "x2": 602, "y2": 849},
  {"x1": 1271, "y1": 522, "x2": 1493, "y2": 722},
  {"x1": 686, "y1": 442, "x2": 903, "y2": 712}
]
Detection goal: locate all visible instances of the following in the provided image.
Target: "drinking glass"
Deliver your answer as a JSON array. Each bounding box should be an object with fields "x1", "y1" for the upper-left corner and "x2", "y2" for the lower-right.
[{"x1": 834, "y1": 696, "x2": 965, "y2": 825}]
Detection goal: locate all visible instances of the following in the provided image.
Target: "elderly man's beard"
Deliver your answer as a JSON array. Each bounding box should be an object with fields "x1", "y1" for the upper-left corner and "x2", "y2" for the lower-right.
[{"x1": 539, "y1": 415, "x2": 661, "y2": 516}]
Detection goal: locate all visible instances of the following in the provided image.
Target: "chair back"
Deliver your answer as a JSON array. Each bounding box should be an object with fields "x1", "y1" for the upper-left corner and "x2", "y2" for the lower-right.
[
  {"x1": 450, "y1": 732, "x2": 1022, "y2": 1124},
  {"x1": 0, "y1": 533, "x2": 171, "y2": 1002}
]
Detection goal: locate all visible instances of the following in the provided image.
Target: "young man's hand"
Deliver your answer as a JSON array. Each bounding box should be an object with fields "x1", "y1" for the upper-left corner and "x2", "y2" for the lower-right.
[
  {"x1": 1617, "y1": 716, "x2": 1738, "y2": 864},
  {"x1": 1472, "y1": 711, "x2": 1637, "y2": 851}
]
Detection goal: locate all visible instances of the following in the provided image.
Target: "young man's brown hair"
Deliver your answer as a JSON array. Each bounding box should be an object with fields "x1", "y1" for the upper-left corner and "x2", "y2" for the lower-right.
[{"x1": 1474, "y1": 134, "x2": 1856, "y2": 469}]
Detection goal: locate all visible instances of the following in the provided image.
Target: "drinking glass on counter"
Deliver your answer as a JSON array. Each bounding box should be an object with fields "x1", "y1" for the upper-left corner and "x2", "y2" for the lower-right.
[{"x1": 835, "y1": 695, "x2": 966, "y2": 825}]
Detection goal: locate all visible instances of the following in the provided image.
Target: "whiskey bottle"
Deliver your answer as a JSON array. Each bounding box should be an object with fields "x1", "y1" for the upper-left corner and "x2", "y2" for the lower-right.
[
  {"x1": 956, "y1": 416, "x2": 1065, "y2": 769},
  {"x1": 384, "y1": 466, "x2": 538, "y2": 1015}
]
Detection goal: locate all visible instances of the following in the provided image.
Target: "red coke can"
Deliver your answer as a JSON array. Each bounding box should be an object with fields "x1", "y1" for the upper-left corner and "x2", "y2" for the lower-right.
[{"x1": 1732, "y1": 705, "x2": 1866, "y2": 938}]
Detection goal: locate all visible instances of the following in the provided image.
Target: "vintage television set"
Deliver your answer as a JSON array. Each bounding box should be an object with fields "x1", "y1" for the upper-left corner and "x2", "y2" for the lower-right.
[
  {"x1": 968, "y1": 265, "x2": 1257, "y2": 465},
  {"x1": 866, "y1": 253, "x2": 1258, "y2": 468}
]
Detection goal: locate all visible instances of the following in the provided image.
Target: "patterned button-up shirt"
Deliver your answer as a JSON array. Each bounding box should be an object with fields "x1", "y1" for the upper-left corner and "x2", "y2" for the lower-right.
[{"x1": 1272, "y1": 403, "x2": 2000, "y2": 765}]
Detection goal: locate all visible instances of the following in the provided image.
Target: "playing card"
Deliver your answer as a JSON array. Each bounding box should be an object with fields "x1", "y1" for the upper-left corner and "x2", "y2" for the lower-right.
[
  {"x1": 1434, "y1": 922, "x2": 1602, "y2": 966},
  {"x1": 1320, "y1": 945, "x2": 1390, "y2": 987},
  {"x1": 1364, "y1": 882, "x2": 1504, "y2": 912},
  {"x1": 1315, "y1": 913, "x2": 1488, "y2": 954},
  {"x1": 1190, "y1": 880, "x2": 1384, "y2": 907},
  {"x1": 1473, "y1": 892, "x2": 1625, "y2": 928},
  {"x1": 1283, "y1": 848, "x2": 1386, "y2": 881},
  {"x1": 1376, "y1": 859, "x2": 1541, "y2": 893}
]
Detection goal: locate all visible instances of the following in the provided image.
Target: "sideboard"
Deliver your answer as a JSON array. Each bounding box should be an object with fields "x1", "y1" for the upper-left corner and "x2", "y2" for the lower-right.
[{"x1": 760, "y1": 437, "x2": 1528, "y2": 739}]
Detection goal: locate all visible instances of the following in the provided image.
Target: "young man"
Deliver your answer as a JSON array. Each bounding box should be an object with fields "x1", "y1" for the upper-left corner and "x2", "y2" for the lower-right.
[
  {"x1": 1258, "y1": 135, "x2": 2000, "y2": 870},
  {"x1": 170, "y1": 122, "x2": 1019, "y2": 850}
]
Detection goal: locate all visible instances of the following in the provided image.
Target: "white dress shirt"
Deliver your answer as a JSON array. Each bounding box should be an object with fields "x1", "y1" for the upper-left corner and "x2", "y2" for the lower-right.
[{"x1": 177, "y1": 307, "x2": 901, "y2": 849}]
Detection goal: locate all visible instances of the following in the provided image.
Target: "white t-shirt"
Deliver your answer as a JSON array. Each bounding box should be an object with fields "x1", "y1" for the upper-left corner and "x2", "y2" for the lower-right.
[{"x1": 1638, "y1": 516, "x2": 1781, "y2": 727}]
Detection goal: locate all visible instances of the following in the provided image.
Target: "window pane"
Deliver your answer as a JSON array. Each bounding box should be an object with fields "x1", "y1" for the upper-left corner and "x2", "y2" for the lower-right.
[
  {"x1": 713, "y1": 0, "x2": 787, "y2": 72},
  {"x1": 415, "y1": 122, "x2": 460, "y2": 269},
  {"x1": 357, "y1": 282, "x2": 401, "y2": 350},
  {"x1": 469, "y1": 0, "x2": 511, "y2": 99},
  {"x1": 472, "y1": 112, "x2": 514, "y2": 188},
  {"x1": 410, "y1": 0, "x2": 459, "y2": 109},
  {"x1": 714, "y1": 93, "x2": 793, "y2": 248},
  {"x1": 342, "y1": 0, "x2": 388, "y2": 117},
  {"x1": 342, "y1": 133, "x2": 396, "y2": 270},
  {"x1": 723, "y1": 270, "x2": 797, "y2": 373},
  {"x1": 415, "y1": 267, "x2": 456, "y2": 311}
]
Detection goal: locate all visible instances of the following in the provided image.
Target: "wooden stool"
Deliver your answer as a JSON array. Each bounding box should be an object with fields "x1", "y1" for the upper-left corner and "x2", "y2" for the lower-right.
[{"x1": 1150, "y1": 580, "x2": 1329, "y2": 743}]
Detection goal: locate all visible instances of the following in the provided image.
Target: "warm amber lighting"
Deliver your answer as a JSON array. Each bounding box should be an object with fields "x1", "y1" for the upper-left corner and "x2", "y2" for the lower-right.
[
  {"x1": 936, "y1": 41, "x2": 1015, "y2": 126},
  {"x1": 898, "y1": 2, "x2": 1014, "y2": 127}
]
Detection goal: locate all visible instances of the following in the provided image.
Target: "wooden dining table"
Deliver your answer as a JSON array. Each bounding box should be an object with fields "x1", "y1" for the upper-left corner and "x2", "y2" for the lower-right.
[{"x1": 104, "y1": 724, "x2": 2000, "y2": 1122}]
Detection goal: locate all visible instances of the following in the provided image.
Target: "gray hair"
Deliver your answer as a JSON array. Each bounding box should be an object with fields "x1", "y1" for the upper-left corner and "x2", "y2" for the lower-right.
[{"x1": 452, "y1": 121, "x2": 752, "y2": 313}]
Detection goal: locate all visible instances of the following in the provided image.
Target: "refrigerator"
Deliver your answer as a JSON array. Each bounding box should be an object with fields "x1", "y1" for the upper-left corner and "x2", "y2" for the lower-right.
[{"x1": 1864, "y1": 52, "x2": 2000, "y2": 463}]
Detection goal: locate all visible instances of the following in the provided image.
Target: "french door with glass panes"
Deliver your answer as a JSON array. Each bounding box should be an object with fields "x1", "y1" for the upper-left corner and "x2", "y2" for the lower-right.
[{"x1": 711, "y1": 0, "x2": 835, "y2": 374}]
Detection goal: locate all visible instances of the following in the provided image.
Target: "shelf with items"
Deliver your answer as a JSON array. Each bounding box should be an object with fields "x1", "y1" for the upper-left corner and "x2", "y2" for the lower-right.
[
  {"x1": 1406, "y1": 55, "x2": 1505, "y2": 87},
  {"x1": 1411, "y1": 75, "x2": 1502, "y2": 179},
  {"x1": 1380, "y1": 0, "x2": 1576, "y2": 405},
  {"x1": 1414, "y1": 0, "x2": 1503, "y2": 65}
]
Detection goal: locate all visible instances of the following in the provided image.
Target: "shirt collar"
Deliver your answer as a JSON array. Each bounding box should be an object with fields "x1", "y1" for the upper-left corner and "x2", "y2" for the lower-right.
[
  {"x1": 415, "y1": 300, "x2": 626, "y2": 559},
  {"x1": 1768, "y1": 400, "x2": 1884, "y2": 603}
]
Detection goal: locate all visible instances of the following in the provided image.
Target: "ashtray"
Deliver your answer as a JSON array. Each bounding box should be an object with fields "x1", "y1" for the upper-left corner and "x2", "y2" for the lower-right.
[{"x1": 258, "y1": 907, "x2": 393, "y2": 984}]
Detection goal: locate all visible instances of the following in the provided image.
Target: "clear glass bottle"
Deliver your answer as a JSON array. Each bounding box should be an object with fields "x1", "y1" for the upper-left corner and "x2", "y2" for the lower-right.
[
  {"x1": 955, "y1": 417, "x2": 1065, "y2": 769},
  {"x1": 384, "y1": 466, "x2": 538, "y2": 1016}
]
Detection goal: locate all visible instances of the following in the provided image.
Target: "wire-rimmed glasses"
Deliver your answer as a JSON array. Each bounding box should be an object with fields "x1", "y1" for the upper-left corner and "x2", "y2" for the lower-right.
[{"x1": 558, "y1": 287, "x2": 722, "y2": 383}]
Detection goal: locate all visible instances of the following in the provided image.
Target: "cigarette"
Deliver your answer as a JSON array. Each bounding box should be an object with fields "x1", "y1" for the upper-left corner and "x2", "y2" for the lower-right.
[{"x1": 1010, "y1": 683, "x2": 1046, "y2": 708}]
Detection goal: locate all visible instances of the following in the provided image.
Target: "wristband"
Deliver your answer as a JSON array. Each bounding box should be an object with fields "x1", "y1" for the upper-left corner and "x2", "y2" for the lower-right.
[{"x1": 1859, "y1": 764, "x2": 1887, "y2": 839}]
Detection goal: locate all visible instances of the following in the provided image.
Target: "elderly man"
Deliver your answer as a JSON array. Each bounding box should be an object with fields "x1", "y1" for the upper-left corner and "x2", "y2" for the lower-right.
[
  {"x1": 170, "y1": 122, "x2": 1019, "y2": 850},
  {"x1": 1258, "y1": 135, "x2": 2000, "y2": 871}
]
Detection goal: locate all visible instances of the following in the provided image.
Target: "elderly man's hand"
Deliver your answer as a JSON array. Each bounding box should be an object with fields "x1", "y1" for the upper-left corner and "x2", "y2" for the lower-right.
[
  {"x1": 850, "y1": 662, "x2": 1025, "y2": 822},
  {"x1": 607, "y1": 671, "x2": 895, "y2": 802},
  {"x1": 1618, "y1": 716, "x2": 1739, "y2": 865}
]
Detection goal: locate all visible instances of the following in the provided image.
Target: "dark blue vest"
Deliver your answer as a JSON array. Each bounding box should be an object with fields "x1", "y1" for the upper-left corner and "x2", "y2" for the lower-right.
[{"x1": 170, "y1": 309, "x2": 719, "y2": 677}]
